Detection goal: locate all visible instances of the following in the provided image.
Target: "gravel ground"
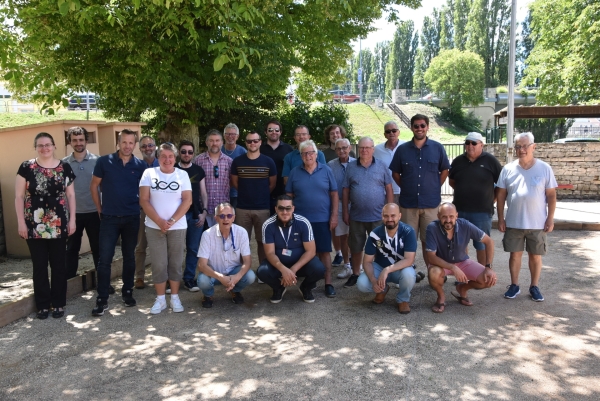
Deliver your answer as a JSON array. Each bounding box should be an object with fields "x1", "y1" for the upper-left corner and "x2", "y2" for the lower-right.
[{"x1": 1, "y1": 230, "x2": 599, "y2": 400}]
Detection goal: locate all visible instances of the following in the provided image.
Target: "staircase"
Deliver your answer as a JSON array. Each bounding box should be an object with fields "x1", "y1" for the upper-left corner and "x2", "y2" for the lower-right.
[{"x1": 386, "y1": 103, "x2": 411, "y2": 128}]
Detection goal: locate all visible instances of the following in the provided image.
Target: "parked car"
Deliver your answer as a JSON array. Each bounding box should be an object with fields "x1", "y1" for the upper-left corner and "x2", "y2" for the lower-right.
[
  {"x1": 328, "y1": 90, "x2": 360, "y2": 103},
  {"x1": 553, "y1": 138, "x2": 600, "y2": 143},
  {"x1": 68, "y1": 94, "x2": 97, "y2": 110}
]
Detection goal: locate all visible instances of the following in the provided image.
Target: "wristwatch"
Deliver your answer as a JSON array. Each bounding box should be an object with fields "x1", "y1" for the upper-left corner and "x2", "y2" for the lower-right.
[
  {"x1": 485, "y1": 264, "x2": 492, "y2": 269},
  {"x1": 169, "y1": 217, "x2": 176, "y2": 223}
]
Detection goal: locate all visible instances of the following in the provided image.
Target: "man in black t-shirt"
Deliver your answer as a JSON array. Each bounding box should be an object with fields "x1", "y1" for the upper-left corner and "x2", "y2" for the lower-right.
[
  {"x1": 259, "y1": 119, "x2": 293, "y2": 214},
  {"x1": 176, "y1": 140, "x2": 208, "y2": 291},
  {"x1": 449, "y1": 132, "x2": 502, "y2": 264}
]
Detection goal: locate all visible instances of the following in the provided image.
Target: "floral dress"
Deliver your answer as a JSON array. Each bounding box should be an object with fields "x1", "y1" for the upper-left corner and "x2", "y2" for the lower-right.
[{"x1": 17, "y1": 159, "x2": 76, "y2": 239}]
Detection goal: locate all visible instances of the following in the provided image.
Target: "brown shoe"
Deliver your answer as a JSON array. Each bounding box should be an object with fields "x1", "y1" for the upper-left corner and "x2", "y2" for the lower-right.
[
  {"x1": 398, "y1": 301, "x2": 410, "y2": 314},
  {"x1": 134, "y1": 278, "x2": 145, "y2": 289},
  {"x1": 372, "y1": 285, "x2": 390, "y2": 304}
]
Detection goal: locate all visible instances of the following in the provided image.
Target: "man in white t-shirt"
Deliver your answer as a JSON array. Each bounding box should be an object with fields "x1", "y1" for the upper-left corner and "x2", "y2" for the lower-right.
[
  {"x1": 196, "y1": 203, "x2": 255, "y2": 308},
  {"x1": 497, "y1": 132, "x2": 557, "y2": 302}
]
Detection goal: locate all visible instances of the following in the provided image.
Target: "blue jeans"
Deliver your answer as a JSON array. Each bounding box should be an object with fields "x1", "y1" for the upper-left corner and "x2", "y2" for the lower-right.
[
  {"x1": 184, "y1": 211, "x2": 204, "y2": 282},
  {"x1": 357, "y1": 262, "x2": 416, "y2": 303},
  {"x1": 457, "y1": 211, "x2": 493, "y2": 251},
  {"x1": 197, "y1": 265, "x2": 256, "y2": 297},
  {"x1": 96, "y1": 214, "x2": 139, "y2": 301}
]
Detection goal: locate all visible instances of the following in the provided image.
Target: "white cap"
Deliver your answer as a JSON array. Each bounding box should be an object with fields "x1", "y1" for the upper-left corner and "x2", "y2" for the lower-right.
[{"x1": 465, "y1": 132, "x2": 485, "y2": 143}]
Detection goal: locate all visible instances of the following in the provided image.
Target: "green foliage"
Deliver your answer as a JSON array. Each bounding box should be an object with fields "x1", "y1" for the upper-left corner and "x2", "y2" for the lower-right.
[
  {"x1": 515, "y1": 118, "x2": 572, "y2": 143},
  {"x1": 440, "y1": 107, "x2": 482, "y2": 133},
  {"x1": 421, "y1": 9, "x2": 441, "y2": 65},
  {"x1": 385, "y1": 21, "x2": 418, "y2": 96},
  {"x1": 424, "y1": 49, "x2": 485, "y2": 113},
  {"x1": 496, "y1": 86, "x2": 508, "y2": 93},
  {"x1": 524, "y1": 0, "x2": 600, "y2": 105}
]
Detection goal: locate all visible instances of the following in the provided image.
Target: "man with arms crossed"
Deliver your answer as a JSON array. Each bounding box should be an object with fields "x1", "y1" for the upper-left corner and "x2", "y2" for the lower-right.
[
  {"x1": 373, "y1": 121, "x2": 404, "y2": 205},
  {"x1": 260, "y1": 120, "x2": 293, "y2": 214},
  {"x1": 497, "y1": 132, "x2": 557, "y2": 302},
  {"x1": 282, "y1": 125, "x2": 326, "y2": 184}
]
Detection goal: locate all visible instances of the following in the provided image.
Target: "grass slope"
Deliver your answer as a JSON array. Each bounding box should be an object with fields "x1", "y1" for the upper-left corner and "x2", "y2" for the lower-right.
[{"x1": 0, "y1": 110, "x2": 107, "y2": 129}]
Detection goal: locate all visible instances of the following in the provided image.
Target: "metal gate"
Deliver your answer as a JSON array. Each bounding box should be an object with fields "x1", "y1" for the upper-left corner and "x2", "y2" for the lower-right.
[{"x1": 441, "y1": 144, "x2": 465, "y2": 196}]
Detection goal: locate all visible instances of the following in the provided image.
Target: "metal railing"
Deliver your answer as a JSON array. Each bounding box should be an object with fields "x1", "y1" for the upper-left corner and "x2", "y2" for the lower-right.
[
  {"x1": 386, "y1": 103, "x2": 411, "y2": 128},
  {"x1": 485, "y1": 126, "x2": 505, "y2": 143},
  {"x1": 441, "y1": 144, "x2": 468, "y2": 196}
]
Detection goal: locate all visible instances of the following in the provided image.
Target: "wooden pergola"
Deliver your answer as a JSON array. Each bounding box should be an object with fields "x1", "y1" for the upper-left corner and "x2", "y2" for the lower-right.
[{"x1": 495, "y1": 104, "x2": 600, "y2": 125}]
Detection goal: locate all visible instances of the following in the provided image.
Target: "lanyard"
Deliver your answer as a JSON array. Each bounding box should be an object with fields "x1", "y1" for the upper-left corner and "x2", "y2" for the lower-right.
[
  {"x1": 278, "y1": 226, "x2": 292, "y2": 248},
  {"x1": 222, "y1": 228, "x2": 235, "y2": 251}
]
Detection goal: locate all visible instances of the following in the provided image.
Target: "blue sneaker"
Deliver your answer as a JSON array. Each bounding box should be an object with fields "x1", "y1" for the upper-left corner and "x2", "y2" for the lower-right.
[
  {"x1": 504, "y1": 284, "x2": 520, "y2": 299},
  {"x1": 529, "y1": 286, "x2": 544, "y2": 302},
  {"x1": 332, "y1": 254, "x2": 343, "y2": 267}
]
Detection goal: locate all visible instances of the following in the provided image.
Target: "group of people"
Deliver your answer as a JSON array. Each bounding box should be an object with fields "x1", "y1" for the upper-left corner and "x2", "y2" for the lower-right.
[{"x1": 15, "y1": 114, "x2": 557, "y2": 319}]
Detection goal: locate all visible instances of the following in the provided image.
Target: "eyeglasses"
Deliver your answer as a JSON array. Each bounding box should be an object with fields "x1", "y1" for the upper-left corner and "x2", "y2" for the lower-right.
[
  {"x1": 514, "y1": 143, "x2": 533, "y2": 151},
  {"x1": 464, "y1": 141, "x2": 480, "y2": 146},
  {"x1": 217, "y1": 214, "x2": 234, "y2": 219},
  {"x1": 267, "y1": 128, "x2": 280, "y2": 133},
  {"x1": 384, "y1": 129, "x2": 399, "y2": 134},
  {"x1": 213, "y1": 165, "x2": 219, "y2": 178},
  {"x1": 36, "y1": 143, "x2": 54, "y2": 149},
  {"x1": 245, "y1": 139, "x2": 261, "y2": 144},
  {"x1": 224, "y1": 132, "x2": 238, "y2": 136},
  {"x1": 358, "y1": 146, "x2": 373, "y2": 151},
  {"x1": 412, "y1": 124, "x2": 427, "y2": 129},
  {"x1": 277, "y1": 206, "x2": 293, "y2": 211},
  {"x1": 179, "y1": 150, "x2": 194, "y2": 155},
  {"x1": 140, "y1": 143, "x2": 156, "y2": 149},
  {"x1": 300, "y1": 151, "x2": 316, "y2": 157},
  {"x1": 335, "y1": 146, "x2": 349, "y2": 151}
]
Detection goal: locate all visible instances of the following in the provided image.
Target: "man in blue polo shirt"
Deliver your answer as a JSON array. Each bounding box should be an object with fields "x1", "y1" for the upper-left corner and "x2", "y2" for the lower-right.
[
  {"x1": 282, "y1": 125, "x2": 326, "y2": 184},
  {"x1": 90, "y1": 129, "x2": 146, "y2": 316},
  {"x1": 389, "y1": 114, "x2": 450, "y2": 268},
  {"x1": 257, "y1": 195, "x2": 325, "y2": 303},
  {"x1": 357, "y1": 203, "x2": 417, "y2": 314}
]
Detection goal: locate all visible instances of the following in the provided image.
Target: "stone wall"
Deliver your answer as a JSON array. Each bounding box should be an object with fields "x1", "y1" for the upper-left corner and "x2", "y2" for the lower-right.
[
  {"x1": 0, "y1": 185, "x2": 4, "y2": 255},
  {"x1": 483, "y1": 142, "x2": 600, "y2": 200}
]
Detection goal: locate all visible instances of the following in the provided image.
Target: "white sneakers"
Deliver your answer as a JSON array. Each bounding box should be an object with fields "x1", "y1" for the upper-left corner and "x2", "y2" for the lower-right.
[
  {"x1": 150, "y1": 296, "x2": 184, "y2": 314},
  {"x1": 337, "y1": 263, "x2": 352, "y2": 279}
]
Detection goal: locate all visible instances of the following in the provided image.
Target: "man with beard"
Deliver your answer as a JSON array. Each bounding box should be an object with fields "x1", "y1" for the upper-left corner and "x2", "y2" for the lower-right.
[
  {"x1": 356, "y1": 203, "x2": 417, "y2": 314},
  {"x1": 260, "y1": 120, "x2": 293, "y2": 214},
  {"x1": 193, "y1": 130, "x2": 233, "y2": 227},
  {"x1": 426, "y1": 202, "x2": 497, "y2": 313}
]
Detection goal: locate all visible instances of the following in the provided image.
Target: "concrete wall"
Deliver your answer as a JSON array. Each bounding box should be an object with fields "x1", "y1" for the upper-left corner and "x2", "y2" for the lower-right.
[{"x1": 0, "y1": 120, "x2": 145, "y2": 257}]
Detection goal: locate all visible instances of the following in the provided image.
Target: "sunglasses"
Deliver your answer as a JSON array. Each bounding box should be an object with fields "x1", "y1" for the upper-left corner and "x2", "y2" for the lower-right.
[
  {"x1": 245, "y1": 139, "x2": 261, "y2": 144},
  {"x1": 140, "y1": 144, "x2": 156, "y2": 149},
  {"x1": 179, "y1": 150, "x2": 194, "y2": 155},
  {"x1": 277, "y1": 206, "x2": 293, "y2": 211},
  {"x1": 412, "y1": 124, "x2": 427, "y2": 129},
  {"x1": 464, "y1": 141, "x2": 480, "y2": 146},
  {"x1": 384, "y1": 129, "x2": 399, "y2": 134},
  {"x1": 335, "y1": 146, "x2": 349, "y2": 151},
  {"x1": 267, "y1": 128, "x2": 280, "y2": 133},
  {"x1": 213, "y1": 165, "x2": 219, "y2": 178},
  {"x1": 218, "y1": 214, "x2": 234, "y2": 219}
]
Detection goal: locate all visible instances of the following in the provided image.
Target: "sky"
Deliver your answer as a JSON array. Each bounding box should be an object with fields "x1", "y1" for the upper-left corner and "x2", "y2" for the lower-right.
[{"x1": 352, "y1": 0, "x2": 534, "y2": 53}]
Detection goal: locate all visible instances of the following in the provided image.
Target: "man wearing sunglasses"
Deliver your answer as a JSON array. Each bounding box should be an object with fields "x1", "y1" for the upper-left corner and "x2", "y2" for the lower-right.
[
  {"x1": 282, "y1": 125, "x2": 326, "y2": 185},
  {"x1": 260, "y1": 120, "x2": 293, "y2": 214},
  {"x1": 231, "y1": 132, "x2": 277, "y2": 268},
  {"x1": 257, "y1": 195, "x2": 325, "y2": 303},
  {"x1": 193, "y1": 129, "x2": 233, "y2": 227},
  {"x1": 221, "y1": 123, "x2": 247, "y2": 208},
  {"x1": 196, "y1": 203, "x2": 255, "y2": 307},
  {"x1": 389, "y1": 114, "x2": 450, "y2": 268},
  {"x1": 176, "y1": 140, "x2": 208, "y2": 292},
  {"x1": 134, "y1": 136, "x2": 160, "y2": 289},
  {"x1": 449, "y1": 132, "x2": 502, "y2": 265},
  {"x1": 374, "y1": 121, "x2": 405, "y2": 205}
]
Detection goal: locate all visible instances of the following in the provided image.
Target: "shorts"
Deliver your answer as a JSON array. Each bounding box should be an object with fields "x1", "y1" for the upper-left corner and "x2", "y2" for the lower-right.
[
  {"x1": 435, "y1": 259, "x2": 485, "y2": 281},
  {"x1": 400, "y1": 207, "x2": 437, "y2": 242},
  {"x1": 502, "y1": 228, "x2": 547, "y2": 255},
  {"x1": 348, "y1": 220, "x2": 381, "y2": 253},
  {"x1": 312, "y1": 221, "x2": 332, "y2": 253},
  {"x1": 457, "y1": 211, "x2": 492, "y2": 251},
  {"x1": 334, "y1": 202, "x2": 349, "y2": 236}
]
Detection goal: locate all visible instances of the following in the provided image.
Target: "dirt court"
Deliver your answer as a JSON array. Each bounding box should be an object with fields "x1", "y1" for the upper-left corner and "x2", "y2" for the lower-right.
[{"x1": 0, "y1": 229, "x2": 599, "y2": 401}]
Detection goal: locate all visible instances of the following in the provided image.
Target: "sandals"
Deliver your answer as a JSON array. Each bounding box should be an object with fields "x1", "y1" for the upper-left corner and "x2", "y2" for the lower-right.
[
  {"x1": 36, "y1": 309, "x2": 49, "y2": 319},
  {"x1": 52, "y1": 307, "x2": 65, "y2": 319},
  {"x1": 451, "y1": 291, "x2": 473, "y2": 306},
  {"x1": 431, "y1": 302, "x2": 446, "y2": 313}
]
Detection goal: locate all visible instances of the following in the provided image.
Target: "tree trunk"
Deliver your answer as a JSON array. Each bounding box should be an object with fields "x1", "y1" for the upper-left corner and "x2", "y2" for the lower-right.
[{"x1": 161, "y1": 109, "x2": 202, "y2": 152}]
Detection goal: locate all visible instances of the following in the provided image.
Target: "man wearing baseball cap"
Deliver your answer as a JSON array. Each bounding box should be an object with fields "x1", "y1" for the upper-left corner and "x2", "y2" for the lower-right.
[{"x1": 448, "y1": 132, "x2": 502, "y2": 265}]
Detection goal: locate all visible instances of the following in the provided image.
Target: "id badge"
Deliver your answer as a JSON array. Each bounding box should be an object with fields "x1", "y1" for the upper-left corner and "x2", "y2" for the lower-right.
[{"x1": 282, "y1": 249, "x2": 292, "y2": 257}]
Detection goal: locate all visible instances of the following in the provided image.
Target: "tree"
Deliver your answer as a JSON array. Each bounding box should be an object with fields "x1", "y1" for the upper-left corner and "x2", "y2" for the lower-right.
[
  {"x1": 385, "y1": 21, "x2": 418, "y2": 94},
  {"x1": 0, "y1": 0, "x2": 422, "y2": 145},
  {"x1": 524, "y1": 0, "x2": 600, "y2": 105},
  {"x1": 367, "y1": 41, "x2": 390, "y2": 97},
  {"x1": 453, "y1": 0, "x2": 471, "y2": 51},
  {"x1": 424, "y1": 49, "x2": 484, "y2": 114},
  {"x1": 439, "y1": 3, "x2": 455, "y2": 50},
  {"x1": 517, "y1": 10, "x2": 534, "y2": 83},
  {"x1": 412, "y1": 49, "x2": 427, "y2": 92},
  {"x1": 421, "y1": 9, "x2": 442, "y2": 66}
]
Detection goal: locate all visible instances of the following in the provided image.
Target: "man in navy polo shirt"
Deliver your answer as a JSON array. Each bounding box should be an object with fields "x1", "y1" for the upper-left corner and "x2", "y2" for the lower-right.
[
  {"x1": 90, "y1": 129, "x2": 146, "y2": 316},
  {"x1": 389, "y1": 114, "x2": 450, "y2": 268},
  {"x1": 426, "y1": 203, "x2": 497, "y2": 313},
  {"x1": 257, "y1": 195, "x2": 325, "y2": 303},
  {"x1": 282, "y1": 125, "x2": 326, "y2": 185},
  {"x1": 356, "y1": 203, "x2": 417, "y2": 314}
]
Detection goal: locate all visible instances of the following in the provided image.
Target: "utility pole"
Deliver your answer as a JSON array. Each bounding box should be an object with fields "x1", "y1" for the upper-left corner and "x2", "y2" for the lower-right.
[
  {"x1": 358, "y1": 38, "x2": 363, "y2": 102},
  {"x1": 507, "y1": 0, "x2": 517, "y2": 158}
]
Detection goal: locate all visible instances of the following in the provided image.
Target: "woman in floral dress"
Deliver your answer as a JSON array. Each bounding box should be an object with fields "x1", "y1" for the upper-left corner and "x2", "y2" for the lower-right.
[{"x1": 15, "y1": 132, "x2": 76, "y2": 319}]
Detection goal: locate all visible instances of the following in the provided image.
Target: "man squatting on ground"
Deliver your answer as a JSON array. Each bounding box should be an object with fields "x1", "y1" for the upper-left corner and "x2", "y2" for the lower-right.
[
  {"x1": 356, "y1": 203, "x2": 417, "y2": 314},
  {"x1": 426, "y1": 202, "x2": 497, "y2": 313}
]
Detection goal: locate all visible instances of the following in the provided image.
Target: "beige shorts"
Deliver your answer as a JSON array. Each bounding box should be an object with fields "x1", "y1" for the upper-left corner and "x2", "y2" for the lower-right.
[
  {"x1": 502, "y1": 228, "x2": 547, "y2": 255},
  {"x1": 400, "y1": 207, "x2": 437, "y2": 242}
]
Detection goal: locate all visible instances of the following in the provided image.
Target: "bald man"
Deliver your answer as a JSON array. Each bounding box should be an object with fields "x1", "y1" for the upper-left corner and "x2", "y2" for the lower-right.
[
  {"x1": 425, "y1": 202, "x2": 497, "y2": 313},
  {"x1": 356, "y1": 204, "x2": 417, "y2": 314}
]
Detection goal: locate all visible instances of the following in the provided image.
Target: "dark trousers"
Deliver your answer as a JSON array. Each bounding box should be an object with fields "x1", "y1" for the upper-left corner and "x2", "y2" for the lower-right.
[
  {"x1": 257, "y1": 256, "x2": 325, "y2": 291},
  {"x1": 66, "y1": 212, "x2": 101, "y2": 279},
  {"x1": 26, "y1": 238, "x2": 67, "y2": 310},
  {"x1": 96, "y1": 214, "x2": 139, "y2": 302}
]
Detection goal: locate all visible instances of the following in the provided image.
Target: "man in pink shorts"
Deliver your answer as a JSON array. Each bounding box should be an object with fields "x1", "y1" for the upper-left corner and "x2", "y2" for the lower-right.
[{"x1": 426, "y1": 203, "x2": 497, "y2": 313}]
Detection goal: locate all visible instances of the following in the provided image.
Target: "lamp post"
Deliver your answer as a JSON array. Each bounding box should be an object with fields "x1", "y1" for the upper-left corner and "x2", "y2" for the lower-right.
[{"x1": 507, "y1": 0, "x2": 517, "y2": 158}]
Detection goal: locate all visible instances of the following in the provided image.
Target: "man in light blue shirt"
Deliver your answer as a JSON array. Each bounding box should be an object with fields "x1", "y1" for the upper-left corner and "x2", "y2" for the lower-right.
[
  {"x1": 282, "y1": 125, "x2": 326, "y2": 184},
  {"x1": 221, "y1": 123, "x2": 247, "y2": 208}
]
